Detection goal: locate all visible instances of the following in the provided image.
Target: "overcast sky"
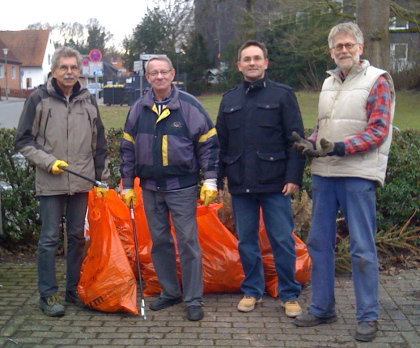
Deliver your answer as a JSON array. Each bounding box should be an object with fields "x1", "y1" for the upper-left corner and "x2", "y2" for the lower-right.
[{"x1": 1, "y1": 0, "x2": 151, "y2": 49}]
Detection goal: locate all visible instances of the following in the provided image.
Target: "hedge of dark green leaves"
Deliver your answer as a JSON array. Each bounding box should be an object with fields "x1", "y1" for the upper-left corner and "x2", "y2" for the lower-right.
[{"x1": 0, "y1": 128, "x2": 419, "y2": 250}]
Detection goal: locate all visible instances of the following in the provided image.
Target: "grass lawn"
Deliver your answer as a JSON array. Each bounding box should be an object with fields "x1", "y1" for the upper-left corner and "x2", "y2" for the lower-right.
[{"x1": 99, "y1": 90, "x2": 419, "y2": 131}]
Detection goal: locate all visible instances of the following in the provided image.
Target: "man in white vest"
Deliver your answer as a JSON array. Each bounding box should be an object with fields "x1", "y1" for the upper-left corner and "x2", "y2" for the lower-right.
[{"x1": 292, "y1": 22, "x2": 395, "y2": 342}]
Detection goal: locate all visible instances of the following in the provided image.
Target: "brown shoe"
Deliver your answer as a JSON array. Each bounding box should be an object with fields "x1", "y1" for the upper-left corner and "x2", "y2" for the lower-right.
[
  {"x1": 355, "y1": 321, "x2": 378, "y2": 342},
  {"x1": 237, "y1": 296, "x2": 262, "y2": 312}
]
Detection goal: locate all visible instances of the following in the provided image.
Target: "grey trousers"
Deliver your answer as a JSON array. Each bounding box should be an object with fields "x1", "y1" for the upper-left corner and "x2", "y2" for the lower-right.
[
  {"x1": 38, "y1": 193, "x2": 88, "y2": 297},
  {"x1": 142, "y1": 186, "x2": 203, "y2": 306}
]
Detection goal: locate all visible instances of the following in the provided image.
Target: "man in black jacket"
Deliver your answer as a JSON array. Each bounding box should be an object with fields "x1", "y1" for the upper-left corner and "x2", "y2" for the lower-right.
[{"x1": 216, "y1": 40, "x2": 305, "y2": 317}]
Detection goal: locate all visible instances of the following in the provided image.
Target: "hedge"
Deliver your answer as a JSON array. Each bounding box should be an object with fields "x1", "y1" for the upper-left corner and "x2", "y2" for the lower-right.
[{"x1": 1, "y1": 128, "x2": 419, "y2": 260}]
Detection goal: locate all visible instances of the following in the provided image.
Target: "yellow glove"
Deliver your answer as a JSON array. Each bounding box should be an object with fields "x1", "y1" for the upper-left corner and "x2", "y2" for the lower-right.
[
  {"x1": 200, "y1": 178, "x2": 218, "y2": 207},
  {"x1": 51, "y1": 160, "x2": 68, "y2": 175},
  {"x1": 122, "y1": 188, "x2": 137, "y2": 207},
  {"x1": 96, "y1": 187, "x2": 108, "y2": 198}
]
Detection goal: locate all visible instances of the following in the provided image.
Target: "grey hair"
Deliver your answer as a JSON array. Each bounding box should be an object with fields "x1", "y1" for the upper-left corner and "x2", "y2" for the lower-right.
[
  {"x1": 328, "y1": 22, "x2": 364, "y2": 48},
  {"x1": 145, "y1": 55, "x2": 174, "y2": 73},
  {"x1": 51, "y1": 46, "x2": 83, "y2": 71}
]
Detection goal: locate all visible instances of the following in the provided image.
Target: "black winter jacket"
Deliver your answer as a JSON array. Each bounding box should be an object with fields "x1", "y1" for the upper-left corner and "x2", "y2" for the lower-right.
[{"x1": 216, "y1": 76, "x2": 305, "y2": 195}]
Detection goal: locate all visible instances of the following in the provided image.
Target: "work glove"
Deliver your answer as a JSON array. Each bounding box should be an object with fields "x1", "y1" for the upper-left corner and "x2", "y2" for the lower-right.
[
  {"x1": 95, "y1": 186, "x2": 108, "y2": 198},
  {"x1": 200, "y1": 178, "x2": 218, "y2": 207},
  {"x1": 51, "y1": 160, "x2": 68, "y2": 175},
  {"x1": 318, "y1": 138, "x2": 335, "y2": 157},
  {"x1": 291, "y1": 132, "x2": 319, "y2": 157},
  {"x1": 121, "y1": 188, "x2": 137, "y2": 208}
]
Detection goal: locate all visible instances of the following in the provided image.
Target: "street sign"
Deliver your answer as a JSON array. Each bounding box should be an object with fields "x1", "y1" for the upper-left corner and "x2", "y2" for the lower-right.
[
  {"x1": 140, "y1": 54, "x2": 166, "y2": 61},
  {"x1": 89, "y1": 49, "x2": 102, "y2": 62},
  {"x1": 83, "y1": 58, "x2": 90, "y2": 67},
  {"x1": 133, "y1": 60, "x2": 142, "y2": 72},
  {"x1": 89, "y1": 62, "x2": 103, "y2": 76}
]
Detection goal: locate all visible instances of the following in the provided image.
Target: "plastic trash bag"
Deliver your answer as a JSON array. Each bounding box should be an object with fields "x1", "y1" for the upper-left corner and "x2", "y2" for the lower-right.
[
  {"x1": 132, "y1": 181, "x2": 244, "y2": 296},
  {"x1": 77, "y1": 193, "x2": 139, "y2": 314},
  {"x1": 259, "y1": 213, "x2": 312, "y2": 298}
]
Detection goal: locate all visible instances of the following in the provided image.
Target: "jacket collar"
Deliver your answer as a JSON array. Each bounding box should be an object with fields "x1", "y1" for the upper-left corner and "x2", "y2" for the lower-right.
[
  {"x1": 243, "y1": 75, "x2": 267, "y2": 94},
  {"x1": 48, "y1": 77, "x2": 83, "y2": 101},
  {"x1": 328, "y1": 60, "x2": 371, "y2": 82},
  {"x1": 143, "y1": 84, "x2": 180, "y2": 110}
]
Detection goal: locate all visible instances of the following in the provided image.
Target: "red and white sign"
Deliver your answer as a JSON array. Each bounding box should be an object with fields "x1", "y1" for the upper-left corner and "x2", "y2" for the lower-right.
[{"x1": 89, "y1": 49, "x2": 102, "y2": 62}]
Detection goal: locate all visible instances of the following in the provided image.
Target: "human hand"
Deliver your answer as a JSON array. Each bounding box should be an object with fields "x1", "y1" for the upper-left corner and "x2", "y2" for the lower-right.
[
  {"x1": 200, "y1": 178, "x2": 218, "y2": 207},
  {"x1": 121, "y1": 188, "x2": 137, "y2": 207},
  {"x1": 51, "y1": 160, "x2": 68, "y2": 175},
  {"x1": 282, "y1": 183, "x2": 299, "y2": 196},
  {"x1": 291, "y1": 132, "x2": 320, "y2": 157}
]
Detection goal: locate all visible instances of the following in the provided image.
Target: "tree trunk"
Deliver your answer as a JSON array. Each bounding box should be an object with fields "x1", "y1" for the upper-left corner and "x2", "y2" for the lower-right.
[{"x1": 356, "y1": 0, "x2": 391, "y2": 71}]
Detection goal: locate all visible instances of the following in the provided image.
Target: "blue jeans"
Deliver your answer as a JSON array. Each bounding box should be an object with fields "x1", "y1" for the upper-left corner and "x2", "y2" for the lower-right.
[
  {"x1": 231, "y1": 192, "x2": 301, "y2": 302},
  {"x1": 142, "y1": 186, "x2": 203, "y2": 306},
  {"x1": 307, "y1": 175, "x2": 378, "y2": 322},
  {"x1": 38, "y1": 193, "x2": 88, "y2": 297}
]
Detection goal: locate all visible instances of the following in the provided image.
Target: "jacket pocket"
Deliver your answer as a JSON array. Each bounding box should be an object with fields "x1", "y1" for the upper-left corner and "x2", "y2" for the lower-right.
[
  {"x1": 222, "y1": 153, "x2": 243, "y2": 186},
  {"x1": 256, "y1": 103, "x2": 280, "y2": 127},
  {"x1": 257, "y1": 151, "x2": 286, "y2": 183},
  {"x1": 223, "y1": 105, "x2": 242, "y2": 130}
]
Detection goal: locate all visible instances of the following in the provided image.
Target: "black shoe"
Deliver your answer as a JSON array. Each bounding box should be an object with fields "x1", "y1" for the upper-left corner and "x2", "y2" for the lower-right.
[
  {"x1": 149, "y1": 296, "x2": 183, "y2": 311},
  {"x1": 294, "y1": 313, "x2": 337, "y2": 327},
  {"x1": 186, "y1": 305, "x2": 204, "y2": 321},
  {"x1": 65, "y1": 290, "x2": 85, "y2": 308},
  {"x1": 39, "y1": 295, "x2": 65, "y2": 317},
  {"x1": 355, "y1": 321, "x2": 378, "y2": 342}
]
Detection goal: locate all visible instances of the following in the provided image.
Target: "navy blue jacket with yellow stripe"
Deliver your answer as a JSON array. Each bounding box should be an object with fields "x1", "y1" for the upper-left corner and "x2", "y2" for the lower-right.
[{"x1": 120, "y1": 85, "x2": 219, "y2": 191}]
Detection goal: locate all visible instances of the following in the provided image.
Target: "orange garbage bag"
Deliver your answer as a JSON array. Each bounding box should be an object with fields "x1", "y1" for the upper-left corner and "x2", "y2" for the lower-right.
[
  {"x1": 197, "y1": 203, "x2": 244, "y2": 294},
  {"x1": 77, "y1": 194, "x2": 139, "y2": 314},
  {"x1": 259, "y1": 213, "x2": 312, "y2": 298},
  {"x1": 131, "y1": 179, "x2": 244, "y2": 296}
]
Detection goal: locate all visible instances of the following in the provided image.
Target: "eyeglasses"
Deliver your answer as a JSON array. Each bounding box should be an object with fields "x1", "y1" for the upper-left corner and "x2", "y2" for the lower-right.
[
  {"x1": 58, "y1": 65, "x2": 79, "y2": 72},
  {"x1": 332, "y1": 43, "x2": 357, "y2": 51},
  {"x1": 148, "y1": 69, "x2": 172, "y2": 77}
]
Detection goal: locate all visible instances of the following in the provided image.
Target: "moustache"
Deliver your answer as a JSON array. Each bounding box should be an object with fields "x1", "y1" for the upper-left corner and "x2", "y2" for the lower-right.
[
  {"x1": 64, "y1": 75, "x2": 75, "y2": 79},
  {"x1": 339, "y1": 54, "x2": 352, "y2": 59}
]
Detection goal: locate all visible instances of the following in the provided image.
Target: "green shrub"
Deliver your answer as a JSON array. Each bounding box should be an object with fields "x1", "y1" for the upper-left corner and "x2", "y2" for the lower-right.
[
  {"x1": 377, "y1": 129, "x2": 420, "y2": 232},
  {"x1": 0, "y1": 129, "x2": 40, "y2": 249},
  {"x1": 1, "y1": 127, "x2": 419, "y2": 254},
  {"x1": 106, "y1": 128, "x2": 123, "y2": 190}
]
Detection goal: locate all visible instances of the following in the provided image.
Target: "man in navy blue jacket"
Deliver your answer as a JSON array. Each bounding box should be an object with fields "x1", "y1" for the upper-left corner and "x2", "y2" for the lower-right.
[{"x1": 216, "y1": 40, "x2": 305, "y2": 317}]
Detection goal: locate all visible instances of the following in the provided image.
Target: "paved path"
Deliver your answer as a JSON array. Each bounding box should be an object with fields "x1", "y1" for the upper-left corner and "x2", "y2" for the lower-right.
[
  {"x1": 0, "y1": 260, "x2": 419, "y2": 347},
  {"x1": 0, "y1": 98, "x2": 25, "y2": 129}
]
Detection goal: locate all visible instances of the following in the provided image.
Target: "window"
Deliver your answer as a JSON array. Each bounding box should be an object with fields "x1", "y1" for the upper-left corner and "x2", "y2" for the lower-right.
[
  {"x1": 11, "y1": 66, "x2": 16, "y2": 79},
  {"x1": 0, "y1": 64, "x2": 3, "y2": 78},
  {"x1": 391, "y1": 43, "x2": 408, "y2": 61},
  {"x1": 391, "y1": 43, "x2": 410, "y2": 72},
  {"x1": 389, "y1": 17, "x2": 409, "y2": 30},
  {"x1": 26, "y1": 78, "x2": 32, "y2": 88}
]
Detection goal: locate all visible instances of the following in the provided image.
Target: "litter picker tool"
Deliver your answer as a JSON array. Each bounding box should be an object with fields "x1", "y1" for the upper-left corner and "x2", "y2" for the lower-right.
[
  {"x1": 59, "y1": 166, "x2": 108, "y2": 188},
  {"x1": 130, "y1": 203, "x2": 147, "y2": 319}
]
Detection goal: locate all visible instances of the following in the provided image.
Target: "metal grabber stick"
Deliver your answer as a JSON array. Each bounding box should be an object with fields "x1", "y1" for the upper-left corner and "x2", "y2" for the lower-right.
[
  {"x1": 59, "y1": 166, "x2": 108, "y2": 188},
  {"x1": 130, "y1": 203, "x2": 147, "y2": 319}
]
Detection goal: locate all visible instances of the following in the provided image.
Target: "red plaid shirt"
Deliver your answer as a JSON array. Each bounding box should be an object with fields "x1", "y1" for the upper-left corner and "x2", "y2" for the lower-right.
[{"x1": 309, "y1": 75, "x2": 392, "y2": 154}]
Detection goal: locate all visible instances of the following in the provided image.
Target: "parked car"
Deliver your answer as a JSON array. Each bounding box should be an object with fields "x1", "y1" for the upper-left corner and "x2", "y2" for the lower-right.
[{"x1": 87, "y1": 83, "x2": 103, "y2": 98}]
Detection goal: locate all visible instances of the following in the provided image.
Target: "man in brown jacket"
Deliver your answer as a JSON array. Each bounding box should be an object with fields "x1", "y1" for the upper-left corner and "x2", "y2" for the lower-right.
[{"x1": 14, "y1": 46, "x2": 109, "y2": 317}]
